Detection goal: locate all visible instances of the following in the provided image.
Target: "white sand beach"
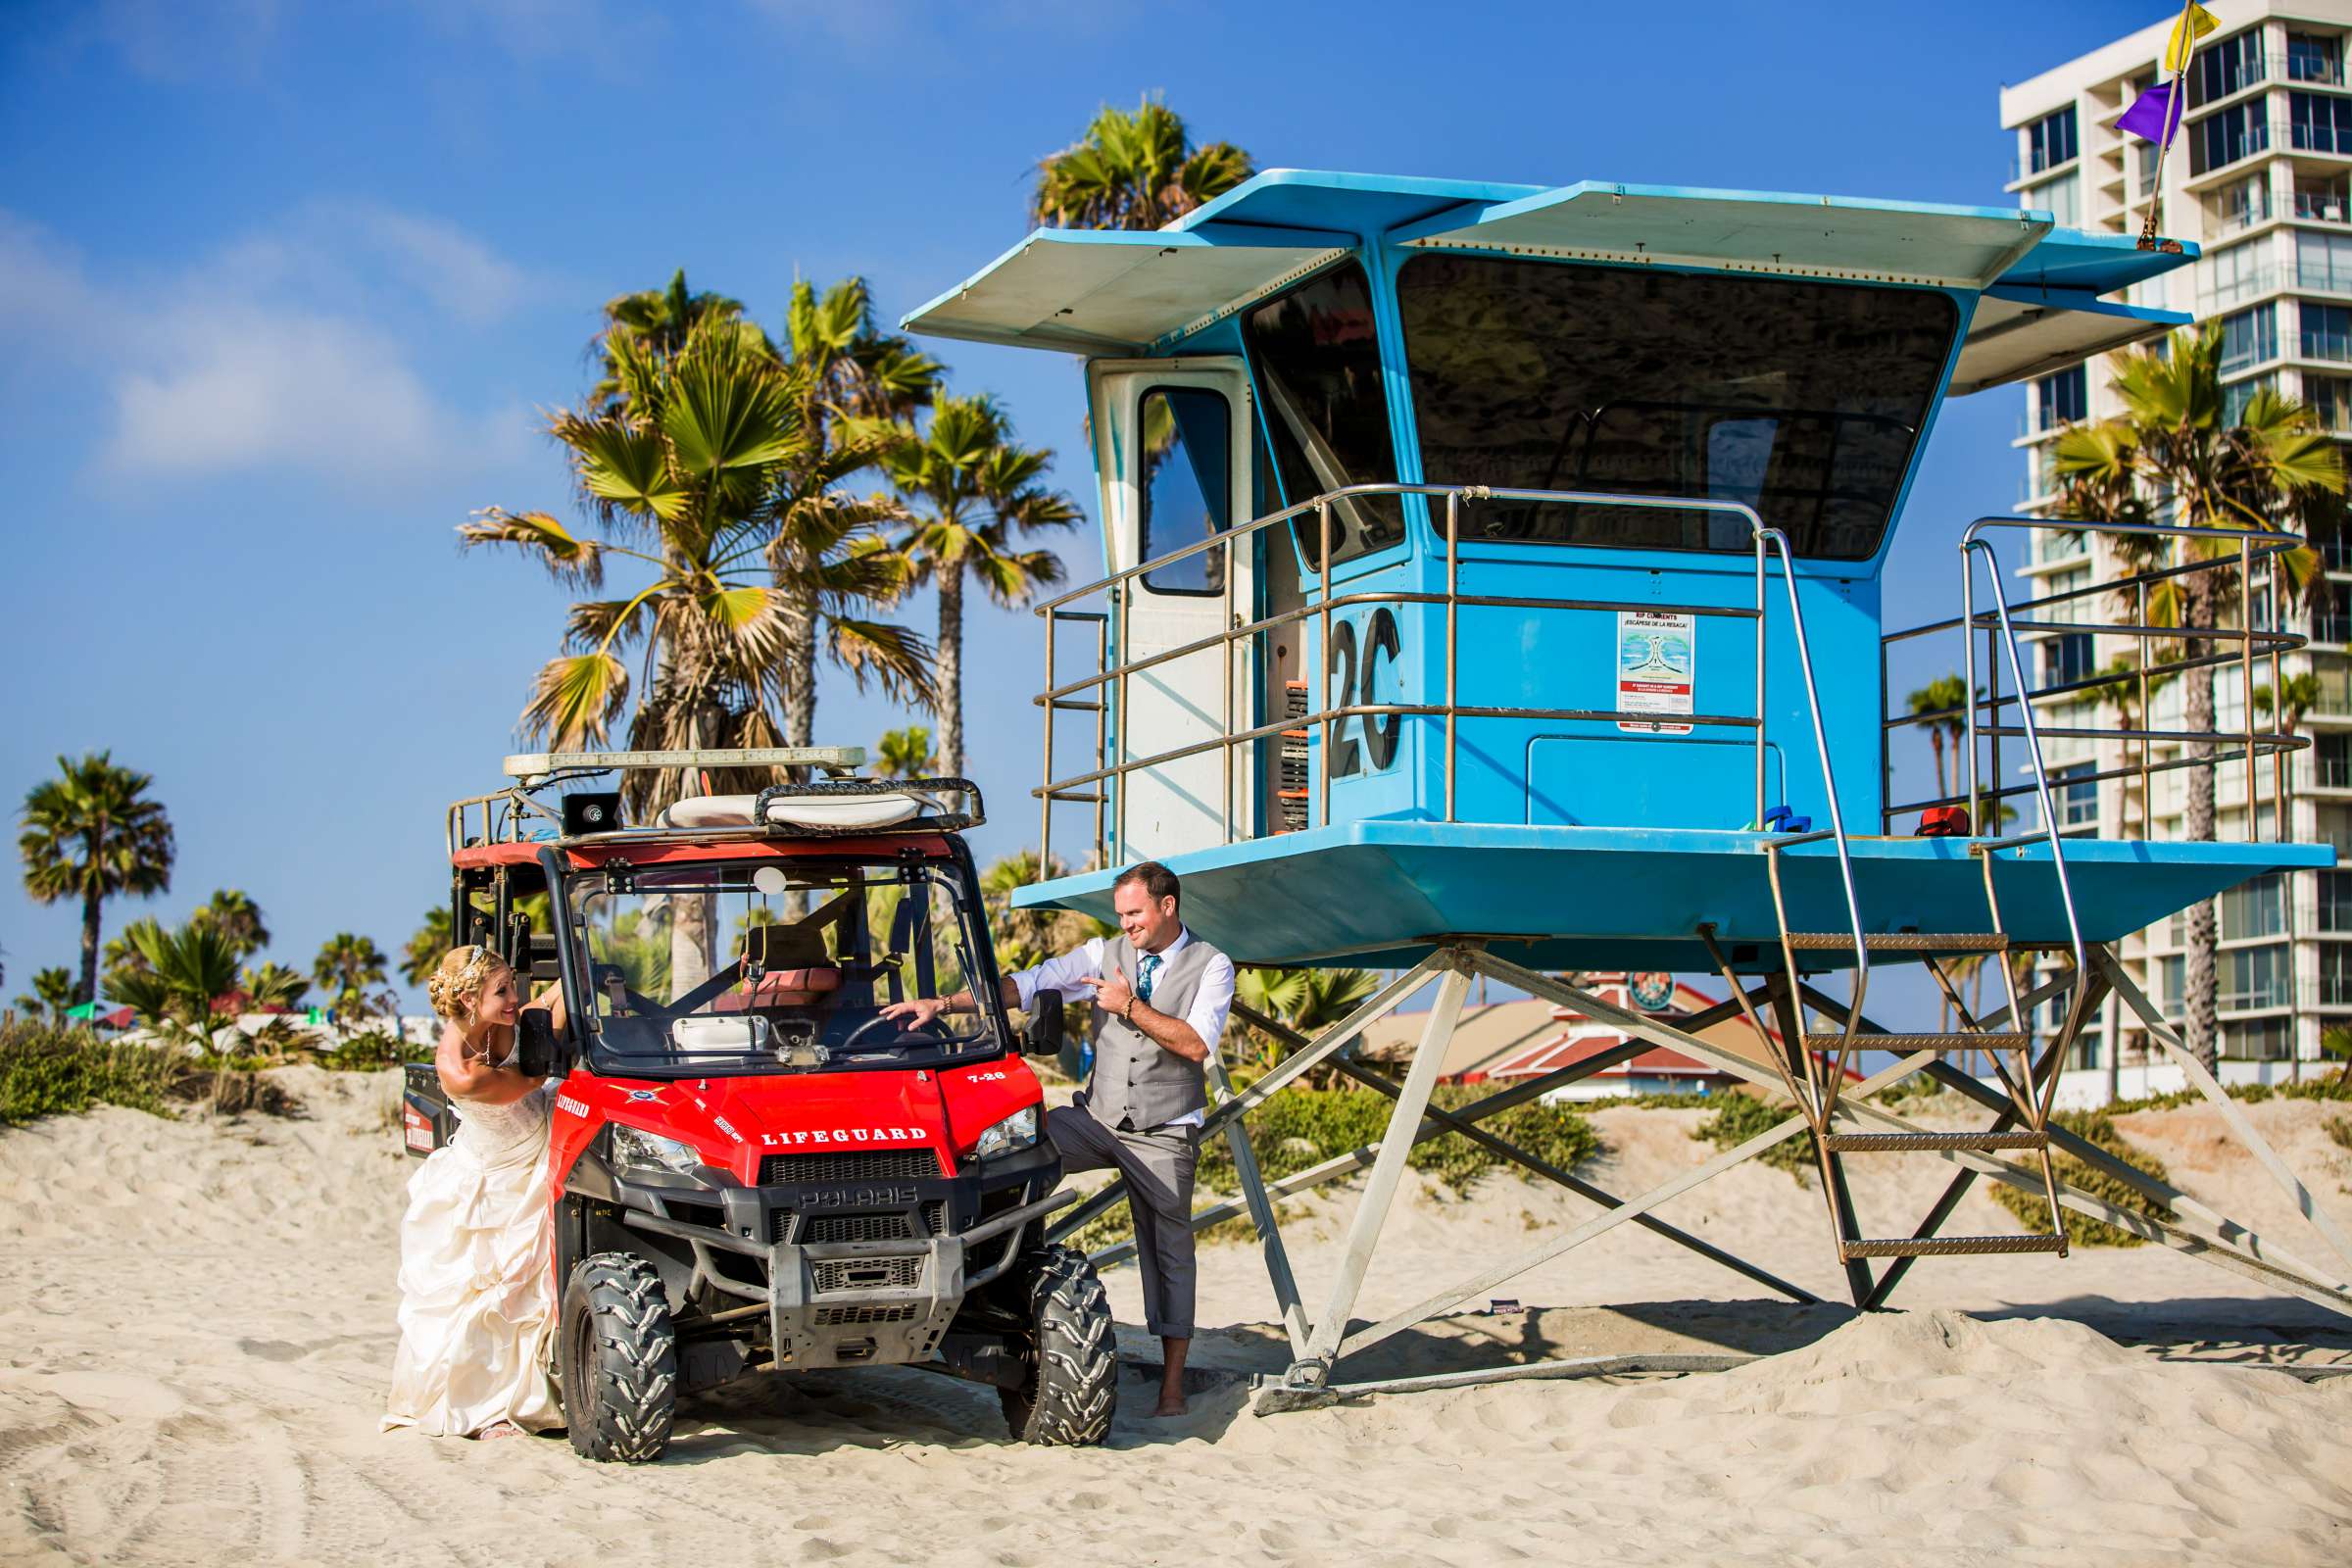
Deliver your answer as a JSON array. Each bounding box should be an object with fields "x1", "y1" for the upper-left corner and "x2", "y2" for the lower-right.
[{"x1": 2, "y1": 1070, "x2": 2349, "y2": 1566}]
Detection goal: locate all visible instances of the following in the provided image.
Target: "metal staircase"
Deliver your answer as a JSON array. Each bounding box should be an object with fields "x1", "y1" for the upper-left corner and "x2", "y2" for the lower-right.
[{"x1": 1723, "y1": 530, "x2": 2082, "y2": 1283}]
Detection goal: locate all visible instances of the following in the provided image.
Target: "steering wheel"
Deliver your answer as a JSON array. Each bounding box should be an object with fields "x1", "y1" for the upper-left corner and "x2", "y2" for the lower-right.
[{"x1": 841, "y1": 1013, "x2": 910, "y2": 1051}]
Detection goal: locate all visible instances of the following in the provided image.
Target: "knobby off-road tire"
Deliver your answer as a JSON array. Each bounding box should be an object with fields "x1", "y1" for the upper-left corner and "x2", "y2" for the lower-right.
[
  {"x1": 559, "y1": 1252, "x2": 678, "y2": 1463},
  {"x1": 1000, "y1": 1244, "x2": 1115, "y2": 1446}
]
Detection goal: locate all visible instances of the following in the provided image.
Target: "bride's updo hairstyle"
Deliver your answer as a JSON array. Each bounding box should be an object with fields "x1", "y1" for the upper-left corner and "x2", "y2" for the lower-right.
[{"x1": 427, "y1": 945, "x2": 510, "y2": 1023}]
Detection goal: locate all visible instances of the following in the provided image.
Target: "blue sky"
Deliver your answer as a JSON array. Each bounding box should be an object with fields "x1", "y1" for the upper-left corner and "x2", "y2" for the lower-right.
[{"x1": 0, "y1": 0, "x2": 2164, "y2": 1008}]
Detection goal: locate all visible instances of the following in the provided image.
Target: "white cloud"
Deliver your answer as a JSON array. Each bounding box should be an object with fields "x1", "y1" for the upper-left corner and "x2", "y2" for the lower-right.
[
  {"x1": 0, "y1": 206, "x2": 542, "y2": 491},
  {"x1": 102, "y1": 308, "x2": 527, "y2": 480}
]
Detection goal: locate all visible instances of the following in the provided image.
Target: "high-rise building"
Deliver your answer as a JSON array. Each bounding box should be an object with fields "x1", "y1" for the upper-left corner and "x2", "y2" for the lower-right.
[{"x1": 2000, "y1": 2, "x2": 2352, "y2": 1091}]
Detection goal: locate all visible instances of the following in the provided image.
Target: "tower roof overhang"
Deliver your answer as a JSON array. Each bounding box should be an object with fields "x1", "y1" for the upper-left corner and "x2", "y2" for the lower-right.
[{"x1": 902, "y1": 171, "x2": 2195, "y2": 390}]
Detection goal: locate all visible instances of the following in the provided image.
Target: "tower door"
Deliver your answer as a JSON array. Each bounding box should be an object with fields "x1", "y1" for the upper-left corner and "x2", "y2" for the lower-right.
[{"x1": 1088, "y1": 359, "x2": 1257, "y2": 863}]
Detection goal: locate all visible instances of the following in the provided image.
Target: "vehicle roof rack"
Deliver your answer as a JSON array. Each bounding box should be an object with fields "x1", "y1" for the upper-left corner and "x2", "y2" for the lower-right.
[{"x1": 503, "y1": 747, "x2": 865, "y2": 783}]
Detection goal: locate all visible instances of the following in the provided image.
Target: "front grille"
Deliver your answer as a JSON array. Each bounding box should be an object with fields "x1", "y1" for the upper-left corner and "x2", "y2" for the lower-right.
[
  {"x1": 761, "y1": 1150, "x2": 940, "y2": 1184},
  {"x1": 772, "y1": 1202, "x2": 947, "y2": 1245},
  {"x1": 812, "y1": 1255, "x2": 924, "y2": 1293},
  {"x1": 807, "y1": 1212, "x2": 914, "y2": 1244},
  {"x1": 814, "y1": 1303, "x2": 917, "y2": 1327}
]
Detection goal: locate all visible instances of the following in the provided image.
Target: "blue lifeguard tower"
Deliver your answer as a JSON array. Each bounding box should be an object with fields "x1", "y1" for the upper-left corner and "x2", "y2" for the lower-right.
[{"x1": 906, "y1": 172, "x2": 2352, "y2": 1403}]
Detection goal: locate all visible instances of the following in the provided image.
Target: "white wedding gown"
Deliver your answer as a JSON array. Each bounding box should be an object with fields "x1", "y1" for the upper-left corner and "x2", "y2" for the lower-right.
[{"x1": 380, "y1": 1080, "x2": 563, "y2": 1436}]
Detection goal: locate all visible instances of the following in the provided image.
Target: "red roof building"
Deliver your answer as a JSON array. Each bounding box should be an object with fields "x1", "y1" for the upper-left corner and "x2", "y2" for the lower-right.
[{"x1": 1361, "y1": 973, "x2": 1862, "y2": 1101}]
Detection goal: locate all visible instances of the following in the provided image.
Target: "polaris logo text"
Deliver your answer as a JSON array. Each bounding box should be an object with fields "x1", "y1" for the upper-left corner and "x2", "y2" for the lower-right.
[{"x1": 759, "y1": 1126, "x2": 923, "y2": 1147}]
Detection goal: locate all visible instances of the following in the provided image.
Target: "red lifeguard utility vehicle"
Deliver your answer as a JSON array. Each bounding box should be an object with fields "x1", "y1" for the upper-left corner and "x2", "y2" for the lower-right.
[{"x1": 404, "y1": 747, "x2": 1113, "y2": 1461}]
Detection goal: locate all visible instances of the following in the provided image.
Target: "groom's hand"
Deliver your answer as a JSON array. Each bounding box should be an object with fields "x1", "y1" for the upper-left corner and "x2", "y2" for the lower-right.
[{"x1": 1082, "y1": 972, "x2": 1134, "y2": 1018}]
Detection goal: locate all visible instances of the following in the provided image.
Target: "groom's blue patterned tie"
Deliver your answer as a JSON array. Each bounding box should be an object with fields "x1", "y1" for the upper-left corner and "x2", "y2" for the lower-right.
[{"x1": 1138, "y1": 952, "x2": 1161, "y2": 1004}]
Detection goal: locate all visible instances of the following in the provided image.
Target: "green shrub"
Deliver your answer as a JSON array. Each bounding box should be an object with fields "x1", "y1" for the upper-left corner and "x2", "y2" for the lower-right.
[
  {"x1": 0, "y1": 1021, "x2": 178, "y2": 1126},
  {"x1": 1064, "y1": 1080, "x2": 1602, "y2": 1251},
  {"x1": 318, "y1": 1030, "x2": 427, "y2": 1070},
  {"x1": 2103, "y1": 1073, "x2": 2352, "y2": 1116},
  {"x1": 2326, "y1": 1114, "x2": 2352, "y2": 1154},
  {"x1": 1693, "y1": 1091, "x2": 1816, "y2": 1184},
  {"x1": 1989, "y1": 1108, "x2": 2175, "y2": 1247}
]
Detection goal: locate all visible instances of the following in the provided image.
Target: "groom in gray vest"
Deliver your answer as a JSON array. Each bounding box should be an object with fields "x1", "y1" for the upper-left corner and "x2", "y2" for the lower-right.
[{"x1": 883, "y1": 860, "x2": 1231, "y2": 1417}]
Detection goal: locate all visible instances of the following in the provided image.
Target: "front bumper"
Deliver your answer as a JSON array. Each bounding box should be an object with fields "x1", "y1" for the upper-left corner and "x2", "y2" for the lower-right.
[
  {"x1": 615, "y1": 1175, "x2": 1076, "y2": 1368},
  {"x1": 762, "y1": 1186, "x2": 1075, "y2": 1365}
]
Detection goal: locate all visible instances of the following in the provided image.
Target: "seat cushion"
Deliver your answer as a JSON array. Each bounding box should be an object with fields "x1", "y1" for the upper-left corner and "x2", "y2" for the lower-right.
[{"x1": 711, "y1": 966, "x2": 842, "y2": 1011}]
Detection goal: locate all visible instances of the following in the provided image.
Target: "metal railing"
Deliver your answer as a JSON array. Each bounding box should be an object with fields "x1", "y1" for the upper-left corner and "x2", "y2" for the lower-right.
[
  {"x1": 1034, "y1": 482, "x2": 1796, "y2": 867},
  {"x1": 1882, "y1": 517, "x2": 2309, "y2": 846}
]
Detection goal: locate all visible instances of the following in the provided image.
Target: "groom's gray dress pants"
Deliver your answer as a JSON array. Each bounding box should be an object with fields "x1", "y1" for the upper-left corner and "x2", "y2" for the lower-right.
[{"x1": 1045, "y1": 1097, "x2": 1200, "y2": 1340}]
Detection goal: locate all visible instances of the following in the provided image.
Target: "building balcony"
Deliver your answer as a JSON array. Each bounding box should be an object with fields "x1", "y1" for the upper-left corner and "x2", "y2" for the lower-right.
[
  {"x1": 2201, "y1": 267, "x2": 2284, "y2": 313},
  {"x1": 2299, "y1": 331, "x2": 2352, "y2": 364},
  {"x1": 2306, "y1": 662, "x2": 2352, "y2": 716},
  {"x1": 2006, "y1": 153, "x2": 2082, "y2": 193},
  {"x1": 2294, "y1": 189, "x2": 2352, "y2": 222}
]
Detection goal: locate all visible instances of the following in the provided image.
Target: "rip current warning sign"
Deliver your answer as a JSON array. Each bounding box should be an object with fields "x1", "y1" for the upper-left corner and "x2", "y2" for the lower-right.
[{"x1": 1616, "y1": 610, "x2": 1694, "y2": 734}]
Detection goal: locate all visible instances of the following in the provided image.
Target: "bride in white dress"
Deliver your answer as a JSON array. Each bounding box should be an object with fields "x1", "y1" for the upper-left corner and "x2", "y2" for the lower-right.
[{"x1": 381, "y1": 946, "x2": 566, "y2": 1440}]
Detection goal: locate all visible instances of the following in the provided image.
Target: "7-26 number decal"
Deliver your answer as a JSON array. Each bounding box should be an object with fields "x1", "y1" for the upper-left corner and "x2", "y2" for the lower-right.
[{"x1": 1327, "y1": 607, "x2": 1401, "y2": 778}]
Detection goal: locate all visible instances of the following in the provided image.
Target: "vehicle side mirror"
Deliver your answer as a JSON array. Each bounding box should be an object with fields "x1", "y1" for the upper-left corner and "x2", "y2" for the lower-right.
[
  {"x1": 516, "y1": 1008, "x2": 559, "y2": 1079},
  {"x1": 1021, "y1": 996, "x2": 1065, "y2": 1057}
]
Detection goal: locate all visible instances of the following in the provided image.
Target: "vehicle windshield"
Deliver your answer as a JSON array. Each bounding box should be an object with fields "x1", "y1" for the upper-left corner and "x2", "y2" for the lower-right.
[{"x1": 568, "y1": 857, "x2": 1003, "y2": 1076}]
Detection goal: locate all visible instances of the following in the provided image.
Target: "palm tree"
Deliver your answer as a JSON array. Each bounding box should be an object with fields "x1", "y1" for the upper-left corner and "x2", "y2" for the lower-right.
[
  {"x1": 18, "y1": 753, "x2": 175, "y2": 1005},
  {"x1": 608, "y1": 272, "x2": 939, "y2": 757},
  {"x1": 1903, "y1": 672, "x2": 1970, "y2": 802},
  {"x1": 2054, "y1": 324, "x2": 2343, "y2": 1071},
  {"x1": 858, "y1": 395, "x2": 1082, "y2": 777},
  {"x1": 875, "y1": 725, "x2": 936, "y2": 780},
  {"x1": 238, "y1": 961, "x2": 309, "y2": 1012},
  {"x1": 2322, "y1": 1021, "x2": 2352, "y2": 1087},
  {"x1": 1031, "y1": 96, "x2": 1254, "y2": 231},
  {"x1": 193, "y1": 888, "x2": 270, "y2": 961},
  {"x1": 785, "y1": 274, "x2": 941, "y2": 427},
  {"x1": 1235, "y1": 965, "x2": 1381, "y2": 1070},
  {"x1": 466, "y1": 317, "x2": 806, "y2": 814},
  {"x1": 312, "y1": 933, "x2": 389, "y2": 1024},
  {"x1": 12, "y1": 966, "x2": 74, "y2": 1021},
  {"x1": 590, "y1": 270, "x2": 757, "y2": 415},
  {"x1": 2253, "y1": 670, "x2": 2323, "y2": 748},
  {"x1": 400, "y1": 906, "x2": 453, "y2": 988},
  {"x1": 106, "y1": 917, "x2": 240, "y2": 1058}
]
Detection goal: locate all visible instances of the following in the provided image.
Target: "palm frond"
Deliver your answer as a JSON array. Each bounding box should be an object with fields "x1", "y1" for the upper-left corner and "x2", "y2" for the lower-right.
[
  {"x1": 556, "y1": 415, "x2": 694, "y2": 522},
  {"x1": 459, "y1": 509, "x2": 607, "y2": 589},
  {"x1": 521, "y1": 652, "x2": 631, "y2": 749}
]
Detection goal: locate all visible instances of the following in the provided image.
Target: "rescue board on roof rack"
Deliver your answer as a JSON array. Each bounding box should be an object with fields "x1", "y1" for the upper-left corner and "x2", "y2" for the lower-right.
[{"x1": 661, "y1": 789, "x2": 950, "y2": 832}]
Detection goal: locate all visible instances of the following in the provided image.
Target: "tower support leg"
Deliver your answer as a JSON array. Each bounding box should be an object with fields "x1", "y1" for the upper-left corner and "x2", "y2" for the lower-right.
[
  {"x1": 1284, "y1": 955, "x2": 1472, "y2": 1389},
  {"x1": 2088, "y1": 945, "x2": 2352, "y2": 1276}
]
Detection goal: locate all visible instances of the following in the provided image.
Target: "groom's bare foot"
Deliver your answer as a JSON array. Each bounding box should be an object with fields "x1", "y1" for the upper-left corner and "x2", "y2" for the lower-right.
[{"x1": 1152, "y1": 1335, "x2": 1191, "y2": 1420}]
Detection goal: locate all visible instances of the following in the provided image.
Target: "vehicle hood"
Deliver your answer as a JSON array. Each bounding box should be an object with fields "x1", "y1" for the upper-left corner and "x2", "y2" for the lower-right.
[{"x1": 571, "y1": 1056, "x2": 1042, "y2": 1184}]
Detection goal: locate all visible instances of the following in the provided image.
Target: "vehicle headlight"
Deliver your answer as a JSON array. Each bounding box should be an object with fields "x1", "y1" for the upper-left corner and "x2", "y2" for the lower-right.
[
  {"x1": 611, "y1": 1123, "x2": 708, "y2": 1178},
  {"x1": 972, "y1": 1105, "x2": 1039, "y2": 1160}
]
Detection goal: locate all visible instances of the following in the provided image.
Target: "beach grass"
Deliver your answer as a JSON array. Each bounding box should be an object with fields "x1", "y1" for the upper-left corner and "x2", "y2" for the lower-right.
[{"x1": 0, "y1": 1020, "x2": 179, "y2": 1126}]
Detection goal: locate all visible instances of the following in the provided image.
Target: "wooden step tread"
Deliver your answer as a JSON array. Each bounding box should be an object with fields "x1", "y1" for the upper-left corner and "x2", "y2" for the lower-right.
[
  {"x1": 1820, "y1": 1131, "x2": 2049, "y2": 1152},
  {"x1": 1786, "y1": 931, "x2": 2008, "y2": 953},
  {"x1": 1839, "y1": 1234, "x2": 2067, "y2": 1259},
  {"x1": 1803, "y1": 1032, "x2": 2030, "y2": 1053}
]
